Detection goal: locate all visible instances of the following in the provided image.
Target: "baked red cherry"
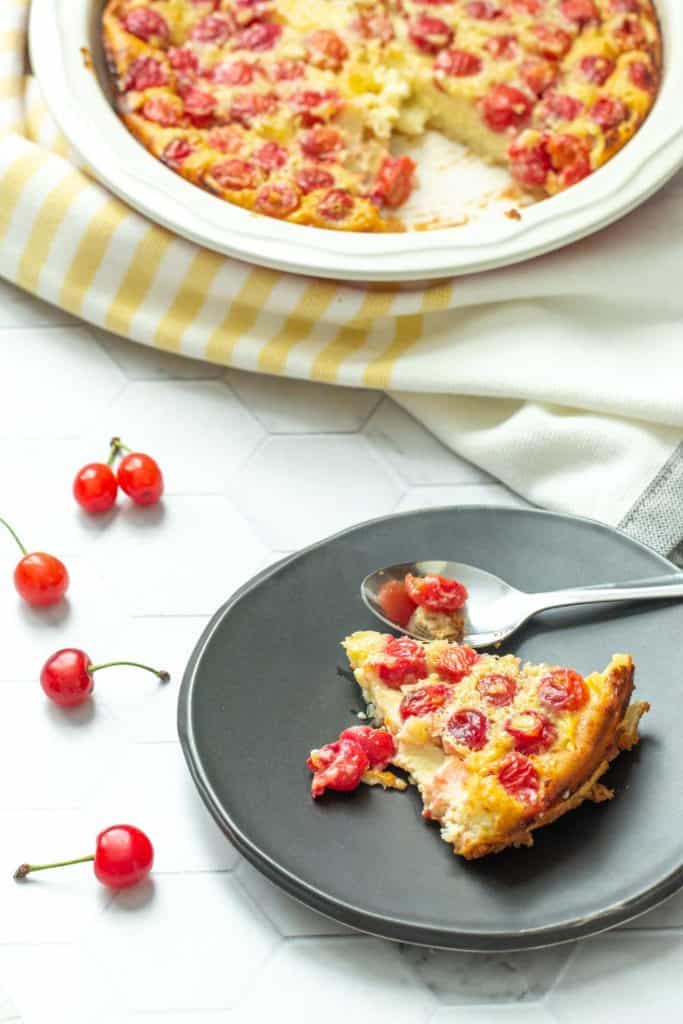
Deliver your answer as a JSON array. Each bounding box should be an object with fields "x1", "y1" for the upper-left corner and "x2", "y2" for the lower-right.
[
  {"x1": 377, "y1": 579, "x2": 417, "y2": 627},
  {"x1": 505, "y1": 710, "x2": 556, "y2": 754},
  {"x1": 466, "y1": 1, "x2": 503, "y2": 19},
  {"x1": 579, "y1": 55, "x2": 615, "y2": 85},
  {"x1": 591, "y1": 96, "x2": 628, "y2": 129},
  {"x1": 373, "y1": 156, "x2": 416, "y2": 209},
  {"x1": 405, "y1": 573, "x2": 468, "y2": 613},
  {"x1": 546, "y1": 132, "x2": 591, "y2": 187},
  {"x1": 538, "y1": 668, "x2": 588, "y2": 710},
  {"x1": 629, "y1": 60, "x2": 656, "y2": 92},
  {"x1": 373, "y1": 636, "x2": 427, "y2": 688},
  {"x1": 14, "y1": 824, "x2": 154, "y2": 889},
  {"x1": 1, "y1": 518, "x2": 69, "y2": 607},
  {"x1": 400, "y1": 683, "x2": 452, "y2": 720},
  {"x1": 111, "y1": 438, "x2": 164, "y2": 506},
  {"x1": 531, "y1": 23, "x2": 572, "y2": 59},
  {"x1": 435, "y1": 645, "x2": 479, "y2": 683},
  {"x1": 40, "y1": 648, "x2": 170, "y2": 708},
  {"x1": 477, "y1": 673, "x2": 517, "y2": 706},
  {"x1": 339, "y1": 726, "x2": 395, "y2": 768},
  {"x1": 307, "y1": 737, "x2": 369, "y2": 797},
  {"x1": 481, "y1": 84, "x2": 532, "y2": 131},
  {"x1": 560, "y1": 0, "x2": 599, "y2": 21},
  {"x1": 508, "y1": 136, "x2": 552, "y2": 187},
  {"x1": 498, "y1": 752, "x2": 540, "y2": 804},
  {"x1": 446, "y1": 708, "x2": 489, "y2": 750},
  {"x1": 408, "y1": 15, "x2": 454, "y2": 54}
]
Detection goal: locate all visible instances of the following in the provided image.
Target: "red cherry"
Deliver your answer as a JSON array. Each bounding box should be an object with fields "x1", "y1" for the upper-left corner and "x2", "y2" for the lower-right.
[
  {"x1": 94, "y1": 825, "x2": 155, "y2": 888},
  {"x1": 466, "y1": 0, "x2": 502, "y2": 17},
  {"x1": 73, "y1": 462, "x2": 118, "y2": 514},
  {"x1": 338, "y1": 726, "x2": 396, "y2": 768},
  {"x1": 122, "y1": 7, "x2": 169, "y2": 44},
  {"x1": 505, "y1": 710, "x2": 556, "y2": 754},
  {"x1": 254, "y1": 183, "x2": 301, "y2": 219},
  {"x1": 405, "y1": 572, "x2": 468, "y2": 613},
  {"x1": 629, "y1": 60, "x2": 656, "y2": 92},
  {"x1": 295, "y1": 166, "x2": 335, "y2": 194},
  {"x1": 498, "y1": 752, "x2": 540, "y2": 805},
  {"x1": 408, "y1": 15, "x2": 454, "y2": 55},
  {"x1": 481, "y1": 84, "x2": 532, "y2": 132},
  {"x1": 400, "y1": 682, "x2": 452, "y2": 720},
  {"x1": 317, "y1": 188, "x2": 354, "y2": 222},
  {"x1": 115, "y1": 444, "x2": 164, "y2": 507},
  {"x1": 307, "y1": 738, "x2": 369, "y2": 797},
  {"x1": 579, "y1": 55, "x2": 615, "y2": 85},
  {"x1": 435, "y1": 48, "x2": 483, "y2": 78},
  {"x1": 14, "y1": 552, "x2": 69, "y2": 607},
  {"x1": 373, "y1": 635, "x2": 428, "y2": 688},
  {"x1": 508, "y1": 136, "x2": 552, "y2": 187},
  {"x1": 538, "y1": 668, "x2": 588, "y2": 710},
  {"x1": 434, "y1": 644, "x2": 480, "y2": 683},
  {"x1": 40, "y1": 648, "x2": 170, "y2": 708},
  {"x1": 41, "y1": 649, "x2": 93, "y2": 706},
  {"x1": 477, "y1": 673, "x2": 517, "y2": 707},
  {"x1": 446, "y1": 708, "x2": 489, "y2": 750},
  {"x1": 373, "y1": 155, "x2": 416, "y2": 209},
  {"x1": 377, "y1": 579, "x2": 417, "y2": 627},
  {"x1": 1, "y1": 518, "x2": 69, "y2": 607},
  {"x1": 14, "y1": 824, "x2": 154, "y2": 889}
]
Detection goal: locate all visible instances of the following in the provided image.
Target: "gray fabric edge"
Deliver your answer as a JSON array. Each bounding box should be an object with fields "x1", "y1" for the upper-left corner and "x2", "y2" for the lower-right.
[{"x1": 619, "y1": 441, "x2": 683, "y2": 567}]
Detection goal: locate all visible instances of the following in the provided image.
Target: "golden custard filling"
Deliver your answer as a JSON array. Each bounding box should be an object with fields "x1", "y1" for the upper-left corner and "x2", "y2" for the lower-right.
[{"x1": 103, "y1": 0, "x2": 661, "y2": 230}]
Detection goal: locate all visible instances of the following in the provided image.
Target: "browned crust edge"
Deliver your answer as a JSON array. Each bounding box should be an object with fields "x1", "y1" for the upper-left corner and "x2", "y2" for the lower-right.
[{"x1": 459, "y1": 660, "x2": 649, "y2": 859}]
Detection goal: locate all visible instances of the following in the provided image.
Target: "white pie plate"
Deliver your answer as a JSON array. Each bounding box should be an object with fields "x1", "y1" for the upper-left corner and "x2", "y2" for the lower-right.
[{"x1": 31, "y1": 0, "x2": 683, "y2": 282}]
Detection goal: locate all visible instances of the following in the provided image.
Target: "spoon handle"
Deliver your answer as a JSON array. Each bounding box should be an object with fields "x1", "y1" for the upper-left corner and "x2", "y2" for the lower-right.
[{"x1": 529, "y1": 572, "x2": 683, "y2": 612}]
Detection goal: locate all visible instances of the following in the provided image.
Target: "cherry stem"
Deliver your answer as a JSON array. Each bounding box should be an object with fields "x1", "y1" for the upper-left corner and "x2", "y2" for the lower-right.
[
  {"x1": 0, "y1": 518, "x2": 27, "y2": 556},
  {"x1": 88, "y1": 660, "x2": 170, "y2": 683},
  {"x1": 108, "y1": 437, "x2": 131, "y2": 465},
  {"x1": 14, "y1": 854, "x2": 94, "y2": 880}
]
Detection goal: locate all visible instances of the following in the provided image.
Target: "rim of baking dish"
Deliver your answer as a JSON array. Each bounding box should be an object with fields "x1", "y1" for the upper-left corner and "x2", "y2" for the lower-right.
[{"x1": 31, "y1": 0, "x2": 683, "y2": 282}]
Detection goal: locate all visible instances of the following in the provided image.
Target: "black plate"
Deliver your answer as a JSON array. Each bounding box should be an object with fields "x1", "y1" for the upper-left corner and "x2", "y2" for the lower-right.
[{"x1": 178, "y1": 507, "x2": 683, "y2": 950}]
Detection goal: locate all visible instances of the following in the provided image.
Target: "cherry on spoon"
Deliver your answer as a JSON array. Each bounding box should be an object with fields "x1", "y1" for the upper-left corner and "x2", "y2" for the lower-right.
[{"x1": 361, "y1": 559, "x2": 683, "y2": 649}]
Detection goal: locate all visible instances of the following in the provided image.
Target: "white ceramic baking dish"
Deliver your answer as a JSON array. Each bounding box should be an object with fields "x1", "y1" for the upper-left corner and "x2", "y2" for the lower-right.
[{"x1": 30, "y1": 0, "x2": 683, "y2": 281}]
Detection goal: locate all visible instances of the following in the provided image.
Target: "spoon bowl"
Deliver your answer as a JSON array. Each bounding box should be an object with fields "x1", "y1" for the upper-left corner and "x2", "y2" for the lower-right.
[{"x1": 361, "y1": 559, "x2": 683, "y2": 649}]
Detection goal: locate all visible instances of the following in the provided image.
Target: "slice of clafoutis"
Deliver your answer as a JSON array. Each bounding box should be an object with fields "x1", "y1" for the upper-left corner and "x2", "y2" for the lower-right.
[{"x1": 343, "y1": 631, "x2": 649, "y2": 860}]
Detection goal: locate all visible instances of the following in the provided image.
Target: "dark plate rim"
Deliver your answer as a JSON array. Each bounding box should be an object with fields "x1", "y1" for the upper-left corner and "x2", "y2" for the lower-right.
[{"x1": 177, "y1": 505, "x2": 683, "y2": 951}]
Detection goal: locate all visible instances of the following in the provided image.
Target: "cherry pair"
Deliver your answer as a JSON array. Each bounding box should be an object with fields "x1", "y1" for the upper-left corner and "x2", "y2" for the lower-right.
[
  {"x1": 74, "y1": 437, "x2": 163, "y2": 514},
  {"x1": 1, "y1": 439, "x2": 163, "y2": 607}
]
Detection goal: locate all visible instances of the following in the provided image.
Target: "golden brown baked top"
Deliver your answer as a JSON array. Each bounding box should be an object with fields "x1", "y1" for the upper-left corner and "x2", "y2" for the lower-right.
[{"x1": 102, "y1": 0, "x2": 662, "y2": 230}]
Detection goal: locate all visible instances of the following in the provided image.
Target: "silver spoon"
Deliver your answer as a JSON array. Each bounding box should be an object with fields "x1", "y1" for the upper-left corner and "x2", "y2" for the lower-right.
[{"x1": 361, "y1": 559, "x2": 683, "y2": 649}]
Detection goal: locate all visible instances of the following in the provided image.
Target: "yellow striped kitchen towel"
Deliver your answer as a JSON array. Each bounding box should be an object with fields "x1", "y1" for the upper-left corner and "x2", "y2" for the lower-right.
[{"x1": 2, "y1": 0, "x2": 683, "y2": 557}]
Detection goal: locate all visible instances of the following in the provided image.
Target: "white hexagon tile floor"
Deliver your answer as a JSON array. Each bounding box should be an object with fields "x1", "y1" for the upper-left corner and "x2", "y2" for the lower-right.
[{"x1": 0, "y1": 275, "x2": 681, "y2": 1024}]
